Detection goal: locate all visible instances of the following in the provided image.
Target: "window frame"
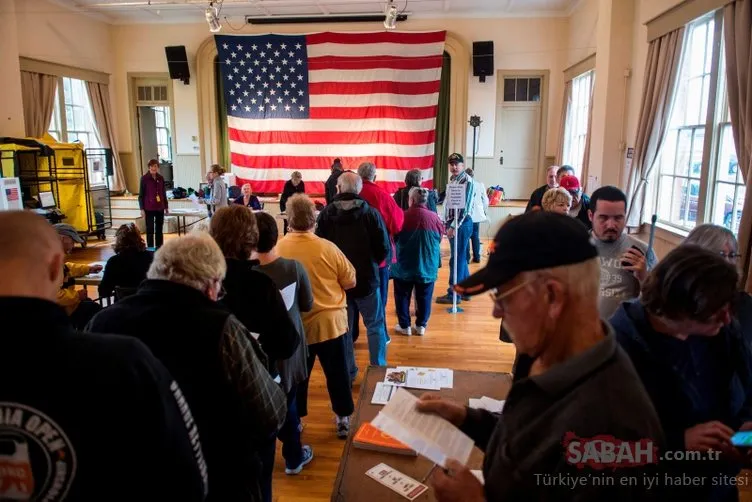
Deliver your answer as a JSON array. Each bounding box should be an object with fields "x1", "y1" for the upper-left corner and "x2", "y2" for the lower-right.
[
  {"x1": 649, "y1": 9, "x2": 732, "y2": 233},
  {"x1": 562, "y1": 69, "x2": 594, "y2": 178},
  {"x1": 48, "y1": 76, "x2": 101, "y2": 150}
]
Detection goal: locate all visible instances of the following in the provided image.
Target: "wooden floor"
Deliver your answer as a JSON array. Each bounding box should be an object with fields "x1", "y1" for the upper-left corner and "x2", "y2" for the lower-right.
[{"x1": 70, "y1": 234, "x2": 514, "y2": 501}]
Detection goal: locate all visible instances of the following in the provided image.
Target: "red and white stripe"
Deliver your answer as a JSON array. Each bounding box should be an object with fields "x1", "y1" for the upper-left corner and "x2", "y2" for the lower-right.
[{"x1": 229, "y1": 31, "x2": 446, "y2": 194}]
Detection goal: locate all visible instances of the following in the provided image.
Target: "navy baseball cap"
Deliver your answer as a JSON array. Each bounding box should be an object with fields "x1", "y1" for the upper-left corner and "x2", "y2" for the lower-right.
[{"x1": 455, "y1": 211, "x2": 598, "y2": 296}]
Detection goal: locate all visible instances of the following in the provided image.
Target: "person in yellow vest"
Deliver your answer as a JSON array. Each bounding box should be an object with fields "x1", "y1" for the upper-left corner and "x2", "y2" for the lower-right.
[{"x1": 54, "y1": 224, "x2": 103, "y2": 329}]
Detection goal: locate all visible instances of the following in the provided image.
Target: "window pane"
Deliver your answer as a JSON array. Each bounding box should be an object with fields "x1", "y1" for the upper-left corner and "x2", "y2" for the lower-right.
[
  {"x1": 685, "y1": 77, "x2": 703, "y2": 125},
  {"x1": 660, "y1": 130, "x2": 678, "y2": 174},
  {"x1": 504, "y1": 79, "x2": 515, "y2": 101},
  {"x1": 63, "y1": 78, "x2": 73, "y2": 103},
  {"x1": 529, "y1": 78, "x2": 541, "y2": 102},
  {"x1": 657, "y1": 176, "x2": 674, "y2": 220},
  {"x1": 688, "y1": 22, "x2": 707, "y2": 77},
  {"x1": 516, "y1": 78, "x2": 528, "y2": 101},
  {"x1": 689, "y1": 128, "x2": 704, "y2": 177},
  {"x1": 65, "y1": 105, "x2": 75, "y2": 131},
  {"x1": 675, "y1": 129, "x2": 692, "y2": 176},
  {"x1": 717, "y1": 125, "x2": 738, "y2": 183},
  {"x1": 671, "y1": 177, "x2": 690, "y2": 226}
]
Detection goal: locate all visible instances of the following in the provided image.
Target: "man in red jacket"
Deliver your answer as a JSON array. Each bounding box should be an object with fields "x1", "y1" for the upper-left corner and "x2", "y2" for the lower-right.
[{"x1": 357, "y1": 162, "x2": 405, "y2": 341}]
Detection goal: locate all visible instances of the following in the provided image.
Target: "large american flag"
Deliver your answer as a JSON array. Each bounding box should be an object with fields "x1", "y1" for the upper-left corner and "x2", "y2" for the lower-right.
[{"x1": 215, "y1": 31, "x2": 446, "y2": 194}]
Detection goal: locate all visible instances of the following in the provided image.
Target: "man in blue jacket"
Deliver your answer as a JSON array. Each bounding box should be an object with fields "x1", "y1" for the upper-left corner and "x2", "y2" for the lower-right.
[
  {"x1": 316, "y1": 172, "x2": 390, "y2": 375},
  {"x1": 610, "y1": 245, "x2": 752, "y2": 502}
]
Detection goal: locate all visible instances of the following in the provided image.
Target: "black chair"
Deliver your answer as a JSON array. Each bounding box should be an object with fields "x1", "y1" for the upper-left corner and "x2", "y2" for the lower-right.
[{"x1": 114, "y1": 286, "x2": 138, "y2": 302}]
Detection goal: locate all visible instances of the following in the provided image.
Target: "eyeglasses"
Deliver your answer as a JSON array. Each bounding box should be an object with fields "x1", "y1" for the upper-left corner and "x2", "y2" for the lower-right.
[
  {"x1": 720, "y1": 251, "x2": 741, "y2": 260},
  {"x1": 489, "y1": 278, "x2": 535, "y2": 304},
  {"x1": 217, "y1": 284, "x2": 226, "y2": 301}
]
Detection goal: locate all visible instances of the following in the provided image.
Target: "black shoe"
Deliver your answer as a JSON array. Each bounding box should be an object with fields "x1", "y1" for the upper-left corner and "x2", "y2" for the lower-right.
[
  {"x1": 472, "y1": 258, "x2": 481, "y2": 263},
  {"x1": 436, "y1": 294, "x2": 461, "y2": 305}
]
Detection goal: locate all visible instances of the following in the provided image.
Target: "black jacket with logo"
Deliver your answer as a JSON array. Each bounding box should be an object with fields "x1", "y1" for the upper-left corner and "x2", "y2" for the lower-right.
[
  {"x1": 0, "y1": 297, "x2": 207, "y2": 501},
  {"x1": 87, "y1": 280, "x2": 286, "y2": 502},
  {"x1": 315, "y1": 193, "x2": 389, "y2": 298}
]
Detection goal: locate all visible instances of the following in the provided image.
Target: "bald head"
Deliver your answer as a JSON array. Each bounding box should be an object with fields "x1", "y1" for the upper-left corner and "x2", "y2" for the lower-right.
[
  {"x1": 0, "y1": 211, "x2": 64, "y2": 300},
  {"x1": 337, "y1": 172, "x2": 363, "y2": 195}
]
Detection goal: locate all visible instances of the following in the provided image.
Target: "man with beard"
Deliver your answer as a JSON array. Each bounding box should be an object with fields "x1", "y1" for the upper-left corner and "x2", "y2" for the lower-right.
[{"x1": 588, "y1": 186, "x2": 656, "y2": 319}]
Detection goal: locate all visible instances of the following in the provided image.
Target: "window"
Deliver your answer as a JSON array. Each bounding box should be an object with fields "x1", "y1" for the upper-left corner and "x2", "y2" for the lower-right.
[
  {"x1": 48, "y1": 77, "x2": 101, "y2": 150},
  {"x1": 503, "y1": 77, "x2": 541, "y2": 102},
  {"x1": 153, "y1": 106, "x2": 172, "y2": 162},
  {"x1": 650, "y1": 11, "x2": 742, "y2": 235},
  {"x1": 562, "y1": 70, "x2": 594, "y2": 176}
]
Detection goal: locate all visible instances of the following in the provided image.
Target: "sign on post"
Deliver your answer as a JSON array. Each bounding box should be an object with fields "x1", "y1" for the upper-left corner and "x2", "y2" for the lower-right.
[{"x1": 445, "y1": 184, "x2": 466, "y2": 210}]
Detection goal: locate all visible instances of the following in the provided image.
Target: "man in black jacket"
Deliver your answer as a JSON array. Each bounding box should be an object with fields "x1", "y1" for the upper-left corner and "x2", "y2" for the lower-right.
[
  {"x1": 316, "y1": 171, "x2": 390, "y2": 375},
  {"x1": 87, "y1": 233, "x2": 286, "y2": 502},
  {"x1": 524, "y1": 165, "x2": 558, "y2": 212},
  {"x1": 0, "y1": 212, "x2": 208, "y2": 501},
  {"x1": 324, "y1": 158, "x2": 344, "y2": 205}
]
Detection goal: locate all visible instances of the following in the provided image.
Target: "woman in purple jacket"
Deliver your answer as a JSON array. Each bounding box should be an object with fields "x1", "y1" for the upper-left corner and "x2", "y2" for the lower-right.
[{"x1": 138, "y1": 158, "x2": 168, "y2": 248}]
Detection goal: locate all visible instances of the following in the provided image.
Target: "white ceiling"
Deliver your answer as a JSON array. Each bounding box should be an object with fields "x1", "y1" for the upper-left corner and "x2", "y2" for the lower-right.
[{"x1": 54, "y1": 0, "x2": 581, "y2": 24}]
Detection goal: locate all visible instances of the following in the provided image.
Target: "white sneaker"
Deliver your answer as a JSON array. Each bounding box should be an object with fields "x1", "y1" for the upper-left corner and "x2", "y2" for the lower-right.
[
  {"x1": 414, "y1": 326, "x2": 426, "y2": 336},
  {"x1": 395, "y1": 325, "x2": 411, "y2": 336}
]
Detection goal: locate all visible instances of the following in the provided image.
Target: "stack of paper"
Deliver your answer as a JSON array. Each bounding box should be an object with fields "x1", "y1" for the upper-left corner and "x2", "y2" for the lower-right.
[
  {"x1": 468, "y1": 396, "x2": 505, "y2": 413},
  {"x1": 383, "y1": 367, "x2": 454, "y2": 391},
  {"x1": 371, "y1": 388, "x2": 474, "y2": 468}
]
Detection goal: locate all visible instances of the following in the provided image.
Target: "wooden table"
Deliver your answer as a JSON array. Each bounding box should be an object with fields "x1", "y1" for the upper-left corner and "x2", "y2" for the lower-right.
[
  {"x1": 331, "y1": 366, "x2": 512, "y2": 502},
  {"x1": 169, "y1": 208, "x2": 208, "y2": 236}
]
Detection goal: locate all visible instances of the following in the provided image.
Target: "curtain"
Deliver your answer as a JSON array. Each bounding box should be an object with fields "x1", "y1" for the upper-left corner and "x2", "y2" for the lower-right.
[
  {"x1": 580, "y1": 74, "x2": 595, "y2": 191},
  {"x1": 86, "y1": 81, "x2": 126, "y2": 192},
  {"x1": 625, "y1": 27, "x2": 686, "y2": 227},
  {"x1": 557, "y1": 80, "x2": 572, "y2": 165},
  {"x1": 724, "y1": 0, "x2": 752, "y2": 290},
  {"x1": 432, "y1": 51, "x2": 451, "y2": 191},
  {"x1": 20, "y1": 71, "x2": 57, "y2": 138},
  {"x1": 215, "y1": 56, "x2": 230, "y2": 170}
]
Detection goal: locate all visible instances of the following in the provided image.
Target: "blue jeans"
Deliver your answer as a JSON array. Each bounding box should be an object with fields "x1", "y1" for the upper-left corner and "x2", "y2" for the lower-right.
[
  {"x1": 347, "y1": 290, "x2": 387, "y2": 368},
  {"x1": 448, "y1": 218, "x2": 474, "y2": 295},
  {"x1": 470, "y1": 222, "x2": 481, "y2": 261},
  {"x1": 393, "y1": 279, "x2": 435, "y2": 329},
  {"x1": 379, "y1": 266, "x2": 390, "y2": 335},
  {"x1": 279, "y1": 385, "x2": 303, "y2": 468}
]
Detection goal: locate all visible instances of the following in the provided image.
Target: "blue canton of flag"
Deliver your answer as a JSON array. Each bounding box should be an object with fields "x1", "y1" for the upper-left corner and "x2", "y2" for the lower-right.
[{"x1": 215, "y1": 34, "x2": 310, "y2": 119}]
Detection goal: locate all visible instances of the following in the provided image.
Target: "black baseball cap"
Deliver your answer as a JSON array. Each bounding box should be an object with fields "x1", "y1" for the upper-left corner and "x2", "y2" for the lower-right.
[
  {"x1": 455, "y1": 211, "x2": 598, "y2": 296},
  {"x1": 448, "y1": 153, "x2": 464, "y2": 165}
]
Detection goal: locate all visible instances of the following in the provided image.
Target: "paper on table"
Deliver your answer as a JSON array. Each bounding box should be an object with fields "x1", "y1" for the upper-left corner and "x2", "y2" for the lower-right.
[
  {"x1": 384, "y1": 368, "x2": 409, "y2": 387},
  {"x1": 371, "y1": 388, "x2": 474, "y2": 467},
  {"x1": 405, "y1": 369, "x2": 441, "y2": 390},
  {"x1": 371, "y1": 382, "x2": 397, "y2": 405},
  {"x1": 279, "y1": 282, "x2": 296, "y2": 311},
  {"x1": 365, "y1": 463, "x2": 429, "y2": 501},
  {"x1": 397, "y1": 367, "x2": 453, "y2": 389}
]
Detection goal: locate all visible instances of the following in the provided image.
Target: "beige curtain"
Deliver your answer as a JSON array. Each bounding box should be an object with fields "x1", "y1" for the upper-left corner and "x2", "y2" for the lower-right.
[
  {"x1": 20, "y1": 71, "x2": 58, "y2": 138},
  {"x1": 724, "y1": 0, "x2": 752, "y2": 290},
  {"x1": 625, "y1": 27, "x2": 686, "y2": 228},
  {"x1": 86, "y1": 82, "x2": 126, "y2": 192},
  {"x1": 557, "y1": 80, "x2": 572, "y2": 165},
  {"x1": 580, "y1": 74, "x2": 595, "y2": 192}
]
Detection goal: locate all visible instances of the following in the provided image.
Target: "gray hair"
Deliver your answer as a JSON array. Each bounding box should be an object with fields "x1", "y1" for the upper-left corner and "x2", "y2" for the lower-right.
[
  {"x1": 337, "y1": 171, "x2": 363, "y2": 194},
  {"x1": 404, "y1": 169, "x2": 422, "y2": 188},
  {"x1": 147, "y1": 232, "x2": 226, "y2": 292},
  {"x1": 357, "y1": 162, "x2": 377, "y2": 182},
  {"x1": 684, "y1": 224, "x2": 738, "y2": 253},
  {"x1": 409, "y1": 187, "x2": 428, "y2": 206}
]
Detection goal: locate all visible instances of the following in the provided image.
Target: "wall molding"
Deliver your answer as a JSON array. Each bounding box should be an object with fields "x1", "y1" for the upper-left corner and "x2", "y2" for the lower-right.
[{"x1": 195, "y1": 31, "x2": 469, "y2": 176}]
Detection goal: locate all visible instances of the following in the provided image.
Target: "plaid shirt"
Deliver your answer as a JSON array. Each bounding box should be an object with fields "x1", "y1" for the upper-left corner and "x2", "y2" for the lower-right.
[{"x1": 220, "y1": 315, "x2": 287, "y2": 443}]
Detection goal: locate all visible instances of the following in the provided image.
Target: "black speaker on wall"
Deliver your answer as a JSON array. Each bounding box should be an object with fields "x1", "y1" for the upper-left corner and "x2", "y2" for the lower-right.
[
  {"x1": 165, "y1": 46, "x2": 190, "y2": 85},
  {"x1": 472, "y1": 41, "x2": 494, "y2": 82}
]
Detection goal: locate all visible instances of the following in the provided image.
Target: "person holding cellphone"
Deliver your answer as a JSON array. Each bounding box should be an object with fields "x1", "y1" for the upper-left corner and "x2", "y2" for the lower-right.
[{"x1": 139, "y1": 158, "x2": 169, "y2": 248}]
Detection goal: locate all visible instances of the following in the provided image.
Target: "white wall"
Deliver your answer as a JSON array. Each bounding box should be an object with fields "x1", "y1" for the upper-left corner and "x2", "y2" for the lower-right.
[
  {"x1": 566, "y1": 0, "x2": 599, "y2": 68},
  {"x1": 0, "y1": 0, "x2": 25, "y2": 137}
]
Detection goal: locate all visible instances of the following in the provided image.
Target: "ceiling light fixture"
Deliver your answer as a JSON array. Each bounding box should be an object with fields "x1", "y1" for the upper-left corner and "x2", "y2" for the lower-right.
[
  {"x1": 205, "y1": 2, "x2": 221, "y2": 32},
  {"x1": 384, "y1": 0, "x2": 398, "y2": 29}
]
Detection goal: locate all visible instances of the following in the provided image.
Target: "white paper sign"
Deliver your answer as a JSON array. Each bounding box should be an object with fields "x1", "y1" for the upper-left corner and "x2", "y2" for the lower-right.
[
  {"x1": 279, "y1": 283, "x2": 296, "y2": 311},
  {"x1": 0, "y1": 178, "x2": 23, "y2": 211},
  {"x1": 445, "y1": 184, "x2": 466, "y2": 210}
]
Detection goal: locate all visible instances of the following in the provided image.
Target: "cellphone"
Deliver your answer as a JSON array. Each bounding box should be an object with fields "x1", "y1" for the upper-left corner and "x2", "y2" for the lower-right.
[
  {"x1": 731, "y1": 431, "x2": 752, "y2": 447},
  {"x1": 621, "y1": 245, "x2": 645, "y2": 267}
]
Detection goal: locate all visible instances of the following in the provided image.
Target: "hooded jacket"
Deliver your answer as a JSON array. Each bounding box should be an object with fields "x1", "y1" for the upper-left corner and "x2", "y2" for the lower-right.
[{"x1": 315, "y1": 192, "x2": 389, "y2": 298}]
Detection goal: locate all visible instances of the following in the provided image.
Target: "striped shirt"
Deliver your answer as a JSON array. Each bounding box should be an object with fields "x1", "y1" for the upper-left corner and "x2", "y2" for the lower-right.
[{"x1": 443, "y1": 170, "x2": 475, "y2": 229}]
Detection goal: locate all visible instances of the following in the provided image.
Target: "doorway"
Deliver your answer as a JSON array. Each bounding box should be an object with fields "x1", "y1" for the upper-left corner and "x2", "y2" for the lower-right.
[
  {"x1": 494, "y1": 71, "x2": 548, "y2": 199},
  {"x1": 131, "y1": 77, "x2": 175, "y2": 186}
]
